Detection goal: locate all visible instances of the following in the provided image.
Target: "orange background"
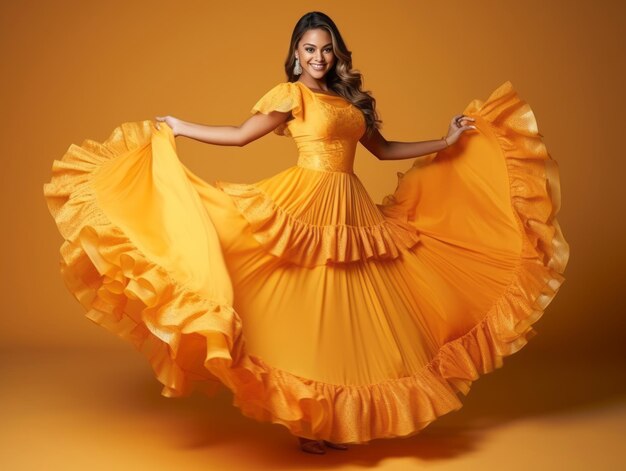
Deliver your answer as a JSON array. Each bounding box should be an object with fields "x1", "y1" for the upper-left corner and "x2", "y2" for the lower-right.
[{"x1": 2, "y1": 1, "x2": 624, "y2": 469}]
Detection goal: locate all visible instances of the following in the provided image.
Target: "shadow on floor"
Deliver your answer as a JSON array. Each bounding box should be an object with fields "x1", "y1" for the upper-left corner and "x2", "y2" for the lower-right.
[{"x1": 47, "y1": 341, "x2": 621, "y2": 469}]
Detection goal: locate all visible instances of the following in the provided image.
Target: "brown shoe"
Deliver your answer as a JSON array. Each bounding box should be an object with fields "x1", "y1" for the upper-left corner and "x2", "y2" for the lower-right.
[
  {"x1": 323, "y1": 440, "x2": 349, "y2": 450},
  {"x1": 298, "y1": 437, "x2": 326, "y2": 454}
]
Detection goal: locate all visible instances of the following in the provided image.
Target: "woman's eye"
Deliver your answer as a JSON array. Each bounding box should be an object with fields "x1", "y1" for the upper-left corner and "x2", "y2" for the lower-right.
[
  {"x1": 305, "y1": 48, "x2": 314, "y2": 53},
  {"x1": 324, "y1": 48, "x2": 332, "y2": 53}
]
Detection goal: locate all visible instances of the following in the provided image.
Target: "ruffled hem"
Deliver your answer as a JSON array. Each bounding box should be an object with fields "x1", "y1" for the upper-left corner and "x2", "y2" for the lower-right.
[
  {"x1": 214, "y1": 179, "x2": 421, "y2": 267},
  {"x1": 43, "y1": 77, "x2": 569, "y2": 444}
]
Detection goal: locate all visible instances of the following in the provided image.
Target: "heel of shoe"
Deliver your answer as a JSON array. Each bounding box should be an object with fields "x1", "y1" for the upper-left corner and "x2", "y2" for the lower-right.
[
  {"x1": 323, "y1": 440, "x2": 348, "y2": 450},
  {"x1": 298, "y1": 437, "x2": 326, "y2": 454}
]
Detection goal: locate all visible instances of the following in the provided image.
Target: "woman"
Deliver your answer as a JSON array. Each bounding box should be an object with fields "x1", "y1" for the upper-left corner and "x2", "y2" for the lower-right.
[{"x1": 44, "y1": 11, "x2": 569, "y2": 455}]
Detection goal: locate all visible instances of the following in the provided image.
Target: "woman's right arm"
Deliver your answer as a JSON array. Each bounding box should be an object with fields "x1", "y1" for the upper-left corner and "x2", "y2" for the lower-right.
[{"x1": 154, "y1": 110, "x2": 290, "y2": 147}]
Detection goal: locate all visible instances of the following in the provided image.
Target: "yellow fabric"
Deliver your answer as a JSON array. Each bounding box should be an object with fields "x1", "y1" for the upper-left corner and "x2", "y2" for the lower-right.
[{"x1": 43, "y1": 80, "x2": 570, "y2": 444}]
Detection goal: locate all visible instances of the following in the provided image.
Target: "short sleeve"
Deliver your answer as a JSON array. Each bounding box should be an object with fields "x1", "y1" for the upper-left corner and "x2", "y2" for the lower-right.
[{"x1": 250, "y1": 82, "x2": 303, "y2": 136}]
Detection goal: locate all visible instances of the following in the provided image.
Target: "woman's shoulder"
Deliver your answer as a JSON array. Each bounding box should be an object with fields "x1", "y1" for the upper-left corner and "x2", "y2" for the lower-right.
[{"x1": 260, "y1": 81, "x2": 303, "y2": 97}]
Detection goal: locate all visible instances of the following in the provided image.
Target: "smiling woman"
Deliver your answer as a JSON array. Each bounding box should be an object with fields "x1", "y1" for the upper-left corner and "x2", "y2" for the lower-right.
[{"x1": 43, "y1": 10, "x2": 569, "y2": 456}]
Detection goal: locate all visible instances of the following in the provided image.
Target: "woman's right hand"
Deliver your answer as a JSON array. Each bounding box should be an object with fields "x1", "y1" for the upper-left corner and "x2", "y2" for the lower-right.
[
  {"x1": 154, "y1": 115, "x2": 181, "y2": 136},
  {"x1": 444, "y1": 114, "x2": 477, "y2": 146}
]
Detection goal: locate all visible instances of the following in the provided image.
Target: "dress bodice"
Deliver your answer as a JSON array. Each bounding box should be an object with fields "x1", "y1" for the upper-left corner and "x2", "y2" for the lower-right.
[{"x1": 250, "y1": 81, "x2": 367, "y2": 173}]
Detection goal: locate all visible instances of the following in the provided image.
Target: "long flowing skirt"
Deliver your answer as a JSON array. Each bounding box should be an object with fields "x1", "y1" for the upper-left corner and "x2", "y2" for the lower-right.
[{"x1": 43, "y1": 81, "x2": 569, "y2": 444}]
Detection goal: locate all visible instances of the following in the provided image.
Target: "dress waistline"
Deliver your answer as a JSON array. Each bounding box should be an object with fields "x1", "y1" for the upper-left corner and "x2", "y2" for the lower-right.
[{"x1": 296, "y1": 154, "x2": 354, "y2": 174}]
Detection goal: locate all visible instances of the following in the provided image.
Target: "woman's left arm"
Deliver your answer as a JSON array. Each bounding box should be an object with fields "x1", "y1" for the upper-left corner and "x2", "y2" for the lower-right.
[{"x1": 360, "y1": 114, "x2": 477, "y2": 161}]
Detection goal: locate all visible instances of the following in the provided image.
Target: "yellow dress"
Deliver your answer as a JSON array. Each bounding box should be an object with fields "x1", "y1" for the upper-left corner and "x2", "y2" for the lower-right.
[{"x1": 43, "y1": 80, "x2": 570, "y2": 444}]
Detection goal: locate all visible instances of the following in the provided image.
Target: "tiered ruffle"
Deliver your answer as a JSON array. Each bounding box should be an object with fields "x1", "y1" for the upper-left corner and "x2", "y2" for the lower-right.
[
  {"x1": 43, "y1": 80, "x2": 569, "y2": 444},
  {"x1": 215, "y1": 174, "x2": 421, "y2": 267}
]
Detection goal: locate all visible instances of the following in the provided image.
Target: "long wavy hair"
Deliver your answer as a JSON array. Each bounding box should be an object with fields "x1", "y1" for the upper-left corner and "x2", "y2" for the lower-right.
[{"x1": 284, "y1": 11, "x2": 382, "y2": 137}]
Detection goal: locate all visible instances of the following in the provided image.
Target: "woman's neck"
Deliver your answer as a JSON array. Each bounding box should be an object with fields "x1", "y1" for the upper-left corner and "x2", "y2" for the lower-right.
[{"x1": 297, "y1": 77, "x2": 330, "y2": 92}]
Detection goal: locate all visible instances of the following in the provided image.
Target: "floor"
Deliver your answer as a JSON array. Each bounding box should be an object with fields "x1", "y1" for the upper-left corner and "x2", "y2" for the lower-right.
[{"x1": 2, "y1": 347, "x2": 624, "y2": 471}]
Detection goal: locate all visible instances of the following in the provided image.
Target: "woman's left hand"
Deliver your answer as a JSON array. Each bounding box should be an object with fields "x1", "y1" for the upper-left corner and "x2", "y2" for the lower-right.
[
  {"x1": 444, "y1": 114, "x2": 477, "y2": 146},
  {"x1": 155, "y1": 115, "x2": 181, "y2": 136}
]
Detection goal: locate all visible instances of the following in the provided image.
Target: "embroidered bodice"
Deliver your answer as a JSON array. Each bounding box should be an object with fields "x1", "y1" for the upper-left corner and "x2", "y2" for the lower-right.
[{"x1": 251, "y1": 81, "x2": 367, "y2": 173}]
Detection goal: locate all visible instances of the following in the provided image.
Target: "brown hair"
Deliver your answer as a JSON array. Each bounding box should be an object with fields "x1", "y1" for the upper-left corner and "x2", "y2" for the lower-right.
[{"x1": 283, "y1": 11, "x2": 382, "y2": 137}]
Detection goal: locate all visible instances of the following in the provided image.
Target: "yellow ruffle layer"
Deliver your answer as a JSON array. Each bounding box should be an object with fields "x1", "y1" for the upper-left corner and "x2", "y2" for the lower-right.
[
  {"x1": 214, "y1": 176, "x2": 421, "y2": 267},
  {"x1": 43, "y1": 80, "x2": 569, "y2": 444},
  {"x1": 250, "y1": 81, "x2": 303, "y2": 137}
]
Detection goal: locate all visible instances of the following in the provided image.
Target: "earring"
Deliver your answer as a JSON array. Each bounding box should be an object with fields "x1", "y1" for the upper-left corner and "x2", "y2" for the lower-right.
[{"x1": 293, "y1": 57, "x2": 302, "y2": 75}]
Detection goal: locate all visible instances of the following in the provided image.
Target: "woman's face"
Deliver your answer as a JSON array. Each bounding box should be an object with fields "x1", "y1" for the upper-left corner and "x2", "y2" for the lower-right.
[{"x1": 295, "y1": 28, "x2": 335, "y2": 80}]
